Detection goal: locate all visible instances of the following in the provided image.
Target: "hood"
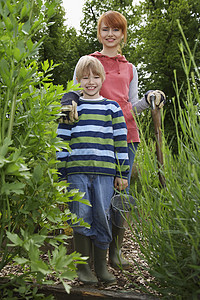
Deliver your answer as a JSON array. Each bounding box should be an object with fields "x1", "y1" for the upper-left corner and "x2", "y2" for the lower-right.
[{"x1": 90, "y1": 51, "x2": 128, "y2": 74}]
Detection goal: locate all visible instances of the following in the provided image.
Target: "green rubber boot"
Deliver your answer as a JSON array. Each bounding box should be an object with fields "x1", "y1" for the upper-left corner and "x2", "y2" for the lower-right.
[
  {"x1": 73, "y1": 232, "x2": 98, "y2": 285},
  {"x1": 109, "y1": 224, "x2": 129, "y2": 269},
  {"x1": 94, "y1": 245, "x2": 116, "y2": 284}
]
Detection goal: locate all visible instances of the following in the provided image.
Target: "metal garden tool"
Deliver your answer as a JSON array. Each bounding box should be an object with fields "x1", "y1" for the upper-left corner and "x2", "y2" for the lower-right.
[{"x1": 150, "y1": 94, "x2": 166, "y2": 187}]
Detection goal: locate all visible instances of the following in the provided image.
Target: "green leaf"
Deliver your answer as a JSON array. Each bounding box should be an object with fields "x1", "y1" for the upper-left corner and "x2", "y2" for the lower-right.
[
  {"x1": 20, "y1": 5, "x2": 27, "y2": 19},
  {"x1": 32, "y1": 234, "x2": 46, "y2": 245},
  {"x1": 22, "y1": 20, "x2": 31, "y2": 34},
  {"x1": 7, "y1": 1, "x2": 14, "y2": 14},
  {"x1": 1, "y1": 182, "x2": 25, "y2": 195},
  {"x1": 0, "y1": 137, "x2": 12, "y2": 156},
  {"x1": 4, "y1": 16, "x2": 13, "y2": 31},
  {"x1": 66, "y1": 80, "x2": 81, "y2": 93},
  {"x1": 18, "y1": 286, "x2": 26, "y2": 294},
  {"x1": 0, "y1": 155, "x2": 9, "y2": 168},
  {"x1": 27, "y1": 39, "x2": 33, "y2": 51},
  {"x1": 33, "y1": 164, "x2": 43, "y2": 183},
  {"x1": 28, "y1": 240, "x2": 40, "y2": 261},
  {"x1": 41, "y1": 60, "x2": 49, "y2": 72},
  {"x1": 60, "y1": 269, "x2": 76, "y2": 280},
  {"x1": 6, "y1": 232, "x2": 23, "y2": 246},
  {"x1": 14, "y1": 257, "x2": 29, "y2": 264},
  {"x1": 5, "y1": 162, "x2": 20, "y2": 175},
  {"x1": 13, "y1": 47, "x2": 21, "y2": 61},
  {"x1": 31, "y1": 260, "x2": 50, "y2": 275},
  {"x1": 61, "y1": 279, "x2": 71, "y2": 294},
  {"x1": 0, "y1": 59, "x2": 10, "y2": 85}
]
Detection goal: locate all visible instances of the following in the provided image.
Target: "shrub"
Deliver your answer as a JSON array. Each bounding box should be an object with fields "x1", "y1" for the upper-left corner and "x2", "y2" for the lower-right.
[{"x1": 0, "y1": 0, "x2": 87, "y2": 298}]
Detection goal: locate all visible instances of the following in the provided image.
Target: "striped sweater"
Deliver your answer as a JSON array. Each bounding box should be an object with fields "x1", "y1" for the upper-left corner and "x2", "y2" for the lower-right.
[{"x1": 56, "y1": 97, "x2": 129, "y2": 179}]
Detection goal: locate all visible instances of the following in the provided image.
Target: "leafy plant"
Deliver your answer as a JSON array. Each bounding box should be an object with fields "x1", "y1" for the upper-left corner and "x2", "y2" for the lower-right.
[{"x1": 0, "y1": 0, "x2": 89, "y2": 298}]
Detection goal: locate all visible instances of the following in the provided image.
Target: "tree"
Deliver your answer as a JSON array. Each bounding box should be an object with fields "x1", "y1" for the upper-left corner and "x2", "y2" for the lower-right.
[
  {"x1": 135, "y1": 0, "x2": 200, "y2": 97},
  {"x1": 36, "y1": 2, "x2": 78, "y2": 86},
  {"x1": 133, "y1": 0, "x2": 200, "y2": 150}
]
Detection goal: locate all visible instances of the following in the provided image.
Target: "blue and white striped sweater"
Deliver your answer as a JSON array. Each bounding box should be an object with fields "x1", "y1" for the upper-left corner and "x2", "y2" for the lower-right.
[{"x1": 57, "y1": 97, "x2": 129, "y2": 179}]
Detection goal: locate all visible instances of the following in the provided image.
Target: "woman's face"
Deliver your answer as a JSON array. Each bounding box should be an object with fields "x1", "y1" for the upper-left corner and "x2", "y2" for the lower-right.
[{"x1": 99, "y1": 20, "x2": 124, "y2": 49}]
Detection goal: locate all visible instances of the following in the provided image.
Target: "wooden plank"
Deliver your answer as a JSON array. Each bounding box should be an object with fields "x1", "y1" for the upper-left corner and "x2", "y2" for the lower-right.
[{"x1": 38, "y1": 284, "x2": 159, "y2": 300}]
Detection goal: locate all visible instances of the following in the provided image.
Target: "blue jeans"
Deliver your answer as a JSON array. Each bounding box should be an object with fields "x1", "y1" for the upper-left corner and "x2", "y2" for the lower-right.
[
  {"x1": 67, "y1": 174, "x2": 114, "y2": 250},
  {"x1": 127, "y1": 142, "x2": 139, "y2": 193}
]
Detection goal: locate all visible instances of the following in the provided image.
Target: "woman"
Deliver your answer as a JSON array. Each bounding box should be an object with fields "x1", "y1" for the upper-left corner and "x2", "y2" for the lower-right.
[{"x1": 60, "y1": 10, "x2": 165, "y2": 272}]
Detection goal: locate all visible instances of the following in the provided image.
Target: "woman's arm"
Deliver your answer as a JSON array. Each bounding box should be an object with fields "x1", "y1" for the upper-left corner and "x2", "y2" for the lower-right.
[{"x1": 128, "y1": 65, "x2": 149, "y2": 114}]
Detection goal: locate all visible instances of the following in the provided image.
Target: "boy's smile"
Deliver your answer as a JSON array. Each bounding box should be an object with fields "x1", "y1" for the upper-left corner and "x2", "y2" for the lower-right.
[{"x1": 80, "y1": 69, "x2": 102, "y2": 99}]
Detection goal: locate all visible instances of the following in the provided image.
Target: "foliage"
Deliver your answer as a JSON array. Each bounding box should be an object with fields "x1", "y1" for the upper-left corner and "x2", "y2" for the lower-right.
[
  {"x1": 36, "y1": 0, "x2": 93, "y2": 87},
  {"x1": 128, "y1": 25, "x2": 200, "y2": 298},
  {"x1": 135, "y1": 0, "x2": 200, "y2": 95},
  {"x1": 0, "y1": 0, "x2": 89, "y2": 298}
]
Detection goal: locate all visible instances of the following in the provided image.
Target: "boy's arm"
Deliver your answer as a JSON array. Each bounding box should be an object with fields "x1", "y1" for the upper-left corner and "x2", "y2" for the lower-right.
[{"x1": 56, "y1": 123, "x2": 71, "y2": 180}]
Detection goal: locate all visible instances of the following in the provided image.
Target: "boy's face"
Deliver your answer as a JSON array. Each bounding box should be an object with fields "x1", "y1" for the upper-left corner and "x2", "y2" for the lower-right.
[{"x1": 79, "y1": 69, "x2": 103, "y2": 99}]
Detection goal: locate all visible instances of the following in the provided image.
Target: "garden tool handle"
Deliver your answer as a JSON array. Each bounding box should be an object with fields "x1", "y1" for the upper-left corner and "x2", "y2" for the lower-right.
[
  {"x1": 150, "y1": 94, "x2": 156, "y2": 110},
  {"x1": 150, "y1": 95, "x2": 166, "y2": 188}
]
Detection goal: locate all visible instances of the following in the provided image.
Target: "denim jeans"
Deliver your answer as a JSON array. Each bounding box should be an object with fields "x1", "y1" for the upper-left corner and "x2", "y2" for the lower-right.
[{"x1": 67, "y1": 174, "x2": 114, "y2": 250}]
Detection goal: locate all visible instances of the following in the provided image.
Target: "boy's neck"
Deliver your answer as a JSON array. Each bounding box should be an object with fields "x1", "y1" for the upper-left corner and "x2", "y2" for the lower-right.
[{"x1": 82, "y1": 93, "x2": 101, "y2": 100}]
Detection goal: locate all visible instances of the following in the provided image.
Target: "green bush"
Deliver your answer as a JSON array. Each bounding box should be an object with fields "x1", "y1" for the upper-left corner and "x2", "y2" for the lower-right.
[
  {"x1": 128, "y1": 23, "x2": 200, "y2": 299},
  {"x1": 0, "y1": 1, "x2": 88, "y2": 298}
]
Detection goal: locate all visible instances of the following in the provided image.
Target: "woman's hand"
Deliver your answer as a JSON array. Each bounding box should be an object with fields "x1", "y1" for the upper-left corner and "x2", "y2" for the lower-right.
[
  {"x1": 146, "y1": 90, "x2": 166, "y2": 108},
  {"x1": 114, "y1": 177, "x2": 128, "y2": 191}
]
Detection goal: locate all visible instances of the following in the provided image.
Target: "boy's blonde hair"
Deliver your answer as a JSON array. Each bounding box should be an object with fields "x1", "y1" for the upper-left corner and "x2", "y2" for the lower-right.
[{"x1": 76, "y1": 55, "x2": 105, "y2": 82}]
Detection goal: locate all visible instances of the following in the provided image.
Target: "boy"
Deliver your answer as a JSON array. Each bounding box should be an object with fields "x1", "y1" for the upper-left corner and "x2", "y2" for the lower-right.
[{"x1": 56, "y1": 56, "x2": 129, "y2": 285}]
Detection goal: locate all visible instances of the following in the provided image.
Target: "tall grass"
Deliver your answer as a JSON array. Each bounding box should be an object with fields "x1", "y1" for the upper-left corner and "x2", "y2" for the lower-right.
[{"x1": 128, "y1": 24, "x2": 200, "y2": 299}]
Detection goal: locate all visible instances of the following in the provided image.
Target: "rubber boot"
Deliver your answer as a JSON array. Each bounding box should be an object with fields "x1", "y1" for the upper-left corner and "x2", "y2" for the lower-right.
[
  {"x1": 109, "y1": 224, "x2": 129, "y2": 269},
  {"x1": 73, "y1": 232, "x2": 98, "y2": 285},
  {"x1": 94, "y1": 245, "x2": 116, "y2": 284}
]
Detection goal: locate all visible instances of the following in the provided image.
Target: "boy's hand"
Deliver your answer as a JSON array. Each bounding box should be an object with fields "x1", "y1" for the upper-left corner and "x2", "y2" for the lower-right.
[
  {"x1": 59, "y1": 101, "x2": 78, "y2": 124},
  {"x1": 114, "y1": 177, "x2": 128, "y2": 191},
  {"x1": 59, "y1": 92, "x2": 79, "y2": 124}
]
